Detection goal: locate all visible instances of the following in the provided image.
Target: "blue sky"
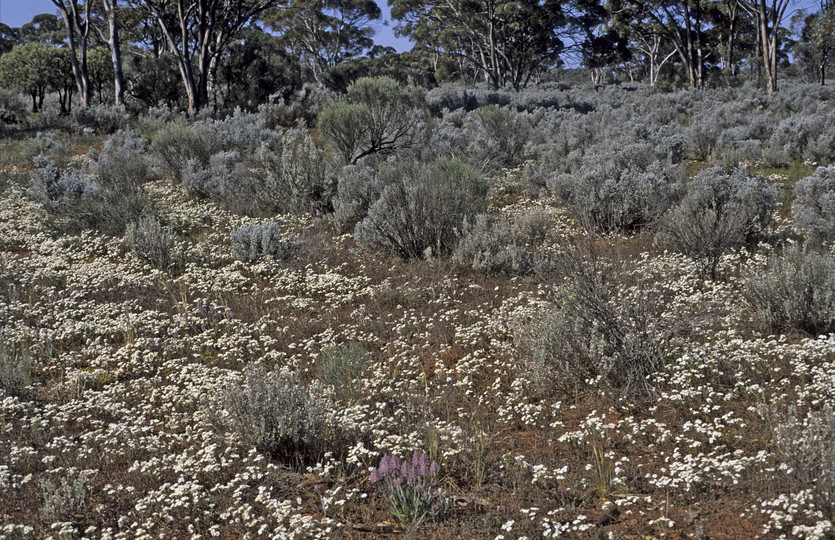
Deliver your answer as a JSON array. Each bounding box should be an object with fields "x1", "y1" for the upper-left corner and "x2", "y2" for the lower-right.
[{"x1": 0, "y1": 0, "x2": 822, "y2": 54}]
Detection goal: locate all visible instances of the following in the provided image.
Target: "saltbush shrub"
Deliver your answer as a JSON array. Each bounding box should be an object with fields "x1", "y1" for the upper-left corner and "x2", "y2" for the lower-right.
[
  {"x1": 259, "y1": 131, "x2": 334, "y2": 215},
  {"x1": 354, "y1": 157, "x2": 488, "y2": 259},
  {"x1": 772, "y1": 406, "x2": 835, "y2": 521},
  {"x1": 743, "y1": 245, "x2": 835, "y2": 336},
  {"x1": 182, "y1": 150, "x2": 262, "y2": 214},
  {"x1": 72, "y1": 104, "x2": 130, "y2": 134},
  {"x1": 16, "y1": 131, "x2": 66, "y2": 165},
  {"x1": 793, "y1": 166, "x2": 835, "y2": 240},
  {"x1": 0, "y1": 337, "x2": 33, "y2": 398},
  {"x1": 318, "y1": 76, "x2": 425, "y2": 164},
  {"x1": 40, "y1": 470, "x2": 91, "y2": 523},
  {"x1": 656, "y1": 166, "x2": 777, "y2": 278},
  {"x1": 465, "y1": 105, "x2": 532, "y2": 173},
  {"x1": 30, "y1": 133, "x2": 151, "y2": 235},
  {"x1": 452, "y1": 213, "x2": 551, "y2": 275},
  {"x1": 316, "y1": 343, "x2": 369, "y2": 403},
  {"x1": 192, "y1": 108, "x2": 279, "y2": 155},
  {"x1": 331, "y1": 160, "x2": 388, "y2": 233},
  {"x1": 221, "y1": 365, "x2": 336, "y2": 466},
  {"x1": 0, "y1": 88, "x2": 29, "y2": 127},
  {"x1": 125, "y1": 216, "x2": 174, "y2": 270},
  {"x1": 547, "y1": 145, "x2": 680, "y2": 234},
  {"x1": 231, "y1": 221, "x2": 299, "y2": 261},
  {"x1": 517, "y1": 238, "x2": 682, "y2": 399},
  {"x1": 151, "y1": 123, "x2": 217, "y2": 184}
]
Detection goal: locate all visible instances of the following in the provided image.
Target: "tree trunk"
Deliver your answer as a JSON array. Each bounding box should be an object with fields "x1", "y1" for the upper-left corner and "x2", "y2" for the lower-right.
[
  {"x1": 53, "y1": 0, "x2": 92, "y2": 107},
  {"x1": 102, "y1": 0, "x2": 125, "y2": 106},
  {"x1": 695, "y1": 0, "x2": 705, "y2": 87},
  {"x1": 726, "y1": 0, "x2": 739, "y2": 76},
  {"x1": 743, "y1": 0, "x2": 789, "y2": 93}
]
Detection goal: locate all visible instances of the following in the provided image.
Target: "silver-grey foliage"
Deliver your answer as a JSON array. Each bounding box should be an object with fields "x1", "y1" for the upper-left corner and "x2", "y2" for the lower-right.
[
  {"x1": 656, "y1": 166, "x2": 778, "y2": 279},
  {"x1": 221, "y1": 365, "x2": 334, "y2": 465},
  {"x1": 29, "y1": 132, "x2": 151, "y2": 235},
  {"x1": 793, "y1": 166, "x2": 835, "y2": 241},
  {"x1": 125, "y1": 216, "x2": 174, "y2": 270},
  {"x1": 332, "y1": 161, "x2": 386, "y2": 234},
  {"x1": 547, "y1": 144, "x2": 681, "y2": 234},
  {"x1": 743, "y1": 244, "x2": 835, "y2": 336},
  {"x1": 0, "y1": 337, "x2": 33, "y2": 398},
  {"x1": 517, "y1": 239, "x2": 683, "y2": 399},
  {"x1": 259, "y1": 131, "x2": 334, "y2": 215},
  {"x1": 231, "y1": 221, "x2": 299, "y2": 262},
  {"x1": 354, "y1": 157, "x2": 488, "y2": 259},
  {"x1": 452, "y1": 213, "x2": 551, "y2": 275},
  {"x1": 772, "y1": 405, "x2": 835, "y2": 521}
]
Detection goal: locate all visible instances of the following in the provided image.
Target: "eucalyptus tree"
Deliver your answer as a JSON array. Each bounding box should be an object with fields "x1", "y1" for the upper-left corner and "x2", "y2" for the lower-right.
[
  {"x1": 49, "y1": 0, "x2": 94, "y2": 107},
  {"x1": 0, "y1": 42, "x2": 70, "y2": 111},
  {"x1": 20, "y1": 14, "x2": 66, "y2": 45},
  {"x1": 611, "y1": 0, "x2": 711, "y2": 88},
  {"x1": 94, "y1": 0, "x2": 126, "y2": 105},
  {"x1": 793, "y1": 1, "x2": 835, "y2": 84},
  {"x1": 390, "y1": 0, "x2": 565, "y2": 89},
  {"x1": 134, "y1": 0, "x2": 285, "y2": 113},
  {"x1": 0, "y1": 24, "x2": 20, "y2": 55},
  {"x1": 266, "y1": 0, "x2": 381, "y2": 86},
  {"x1": 740, "y1": 0, "x2": 791, "y2": 92}
]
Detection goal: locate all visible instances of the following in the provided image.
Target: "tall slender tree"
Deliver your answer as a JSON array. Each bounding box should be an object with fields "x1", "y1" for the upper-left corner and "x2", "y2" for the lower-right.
[
  {"x1": 391, "y1": 0, "x2": 564, "y2": 89},
  {"x1": 793, "y1": 0, "x2": 835, "y2": 84},
  {"x1": 94, "y1": 0, "x2": 126, "y2": 105},
  {"x1": 135, "y1": 0, "x2": 285, "y2": 114},
  {"x1": 741, "y1": 0, "x2": 790, "y2": 92},
  {"x1": 266, "y1": 0, "x2": 380, "y2": 86},
  {"x1": 50, "y1": 0, "x2": 94, "y2": 107}
]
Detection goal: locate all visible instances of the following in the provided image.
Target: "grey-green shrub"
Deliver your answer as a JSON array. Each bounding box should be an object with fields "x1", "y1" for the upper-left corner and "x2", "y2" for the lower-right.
[
  {"x1": 221, "y1": 365, "x2": 334, "y2": 465},
  {"x1": 655, "y1": 166, "x2": 777, "y2": 279},
  {"x1": 793, "y1": 166, "x2": 835, "y2": 241},
  {"x1": 772, "y1": 406, "x2": 835, "y2": 521},
  {"x1": 318, "y1": 76, "x2": 425, "y2": 164},
  {"x1": 40, "y1": 470, "x2": 92, "y2": 523},
  {"x1": 317, "y1": 343, "x2": 369, "y2": 402},
  {"x1": 29, "y1": 133, "x2": 151, "y2": 235},
  {"x1": 151, "y1": 123, "x2": 217, "y2": 184},
  {"x1": 354, "y1": 157, "x2": 488, "y2": 259},
  {"x1": 743, "y1": 245, "x2": 835, "y2": 336},
  {"x1": 332, "y1": 161, "x2": 386, "y2": 233},
  {"x1": 452, "y1": 213, "x2": 551, "y2": 275},
  {"x1": 182, "y1": 150, "x2": 263, "y2": 215},
  {"x1": 16, "y1": 131, "x2": 65, "y2": 165},
  {"x1": 468, "y1": 105, "x2": 532, "y2": 172},
  {"x1": 547, "y1": 145, "x2": 680, "y2": 234},
  {"x1": 231, "y1": 221, "x2": 299, "y2": 261},
  {"x1": 125, "y1": 216, "x2": 174, "y2": 270},
  {"x1": 72, "y1": 103, "x2": 130, "y2": 134},
  {"x1": 0, "y1": 88, "x2": 29, "y2": 127},
  {"x1": 0, "y1": 338, "x2": 33, "y2": 398},
  {"x1": 517, "y1": 238, "x2": 682, "y2": 399},
  {"x1": 259, "y1": 131, "x2": 334, "y2": 215}
]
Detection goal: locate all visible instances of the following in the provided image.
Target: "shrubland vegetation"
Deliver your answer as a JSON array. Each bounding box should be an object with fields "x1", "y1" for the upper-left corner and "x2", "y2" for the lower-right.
[
  {"x1": 1, "y1": 0, "x2": 835, "y2": 538},
  {"x1": 2, "y1": 74, "x2": 834, "y2": 538}
]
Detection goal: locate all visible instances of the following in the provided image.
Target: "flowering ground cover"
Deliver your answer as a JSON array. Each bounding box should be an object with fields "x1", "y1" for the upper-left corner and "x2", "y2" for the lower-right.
[{"x1": 1, "y1": 86, "x2": 834, "y2": 539}]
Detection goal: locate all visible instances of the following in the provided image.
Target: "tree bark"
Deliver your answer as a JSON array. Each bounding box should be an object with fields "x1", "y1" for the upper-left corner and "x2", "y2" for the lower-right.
[
  {"x1": 101, "y1": 0, "x2": 126, "y2": 106},
  {"x1": 742, "y1": 0, "x2": 790, "y2": 93},
  {"x1": 52, "y1": 0, "x2": 92, "y2": 107}
]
